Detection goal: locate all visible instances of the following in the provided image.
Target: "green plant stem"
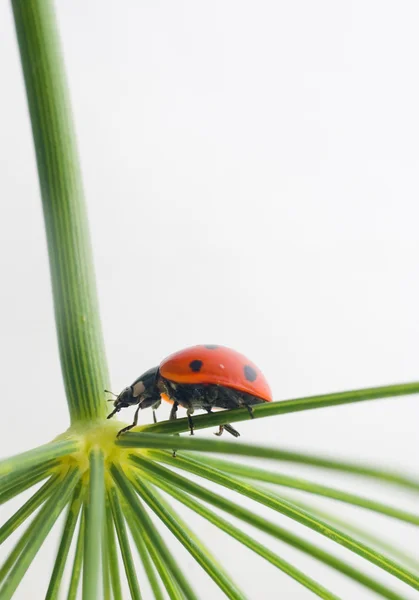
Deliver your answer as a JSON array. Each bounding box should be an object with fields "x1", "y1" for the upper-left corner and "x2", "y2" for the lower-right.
[
  {"x1": 276, "y1": 490, "x2": 419, "y2": 573},
  {"x1": 111, "y1": 464, "x2": 198, "y2": 600},
  {"x1": 0, "y1": 475, "x2": 60, "y2": 545},
  {"x1": 134, "y1": 467, "x2": 339, "y2": 600},
  {"x1": 140, "y1": 382, "x2": 419, "y2": 435},
  {"x1": 121, "y1": 503, "x2": 166, "y2": 600},
  {"x1": 0, "y1": 440, "x2": 77, "y2": 487},
  {"x1": 132, "y1": 476, "x2": 247, "y2": 600},
  {"x1": 150, "y1": 452, "x2": 419, "y2": 591},
  {"x1": 191, "y1": 456, "x2": 419, "y2": 525},
  {"x1": 118, "y1": 434, "x2": 419, "y2": 491},
  {"x1": 0, "y1": 463, "x2": 56, "y2": 505},
  {"x1": 83, "y1": 449, "x2": 105, "y2": 600},
  {"x1": 104, "y1": 503, "x2": 123, "y2": 600},
  {"x1": 190, "y1": 453, "x2": 419, "y2": 492},
  {"x1": 67, "y1": 508, "x2": 85, "y2": 600},
  {"x1": 0, "y1": 468, "x2": 80, "y2": 600},
  {"x1": 11, "y1": 0, "x2": 109, "y2": 423},
  {"x1": 102, "y1": 511, "x2": 111, "y2": 600},
  {"x1": 133, "y1": 453, "x2": 409, "y2": 600},
  {"x1": 46, "y1": 481, "x2": 85, "y2": 599},
  {"x1": 108, "y1": 486, "x2": 142, "y2": 600}
]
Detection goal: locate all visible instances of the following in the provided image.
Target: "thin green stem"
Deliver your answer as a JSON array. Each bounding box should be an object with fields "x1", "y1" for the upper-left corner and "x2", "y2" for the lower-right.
[
  {"x1": 0, "y1": 468, "x2": 80, "y2": 600},
  {"x1": 276, "y1": 490, "x2": 419, "y2": 573},
  {"x1": 111, "y1": 464, "x2": 198, "y2": 600},
  {"x1": 150, "y1": 452, "x2": 419, "y2": 591},
  {"x1": 121, "y1": 503, "x2": 166, "y2": 600},
  {"x1": 0, "y1": 474, "x2": 60, "y2": 545},
  {"x1": 118, "y1": 434, "x2": 419, "y2": 492},
  {"x1": 190, "y1": 452, "x2": 419, "y2": 492},
  {"x1": 11, "y1": 0, "x2": 109, "y2": 422},
  {"x1": 132, "y1": 476, "x2": 247, "y2": 600},
  {"x1": 67, "y1": 508, "x2": 85, "y2": 600},
  {"x1": 0, "y1": 463, "x2": 56, "y2": 505},
  {"x1": 140, "y1": 382, "x2": 419, "y2": 435},
  {"x1": 102, "y1": 510, "x2": 111, "y2": 600},
  {"x1": 191, "y1": 456, "x2": 419, "y2": 524},
  {"x1": 108, "y1": 486, "x2": 142, "y2": 600},
  {"x1": 83, "y1": 448, "x2": 105, "y2": 600},
  {"x1": 0, "y1": 440, "x2": 77, "y2": 490},
  {"x1": 46, "y1": 481, "x2": 85, "y2": 599},
  {"x1": 134, "y1": 452, "x2": 410, "y2": 600},
  {"x1": 133, "y1": 466, "x2": 339, "y2": 600},
  {"x1": 104, "y1": 502, "x2": 123, "y2": 600}
]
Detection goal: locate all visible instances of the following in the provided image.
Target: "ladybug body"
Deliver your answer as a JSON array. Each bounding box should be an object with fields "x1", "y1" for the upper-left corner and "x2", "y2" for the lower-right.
[{"x1": 107, "y1": 345, "x2": 272, "y2": 437}]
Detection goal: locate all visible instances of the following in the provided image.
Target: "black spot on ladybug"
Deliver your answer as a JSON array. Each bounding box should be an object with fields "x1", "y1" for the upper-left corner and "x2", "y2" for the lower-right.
[
  {"x1": 204, "y1": 345, "x2": 219, "y2": 350},
  {"x1": 244, "y1": 365, "x2": 258, "y2": 382},
  {"x1": 189, "y1": 360, "x2": 203, "y2": 372}
]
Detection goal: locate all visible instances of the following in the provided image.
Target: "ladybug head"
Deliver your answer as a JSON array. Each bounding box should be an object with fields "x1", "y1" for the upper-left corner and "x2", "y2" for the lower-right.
[{"x1": 107, "y1": 366, "x2": 160, "y2": 419}]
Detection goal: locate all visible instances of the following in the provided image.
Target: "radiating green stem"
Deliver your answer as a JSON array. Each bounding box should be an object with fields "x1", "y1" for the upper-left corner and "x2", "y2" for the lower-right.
[
  {"x1": 0, "y1": 475, "x2": 60, "y2": 545},
  {"x1": 141, "y1": 382, "x2": 419, "y2": 435},
  {"x1": 83, "y1": 449, "x2": 105, "y2": 600},
  {"x1": 276, "y1": 490, "x2": 419, "y2": 573},
  {"x1": 132, "y1": 476, "x2": 247, "y2": 600},
  {"x1": 102, "y1": 511, "x2": 111, "y2": 600},
  {"x1": 150, "y1": 452, "x2": 419, "y2": 591},
  {"x1": 108, "y1": 486, "x2": 142, "y2": 600},
  {"x1": 11, "y1": 0, "x2": 109, "y2": 422},
  {"x1": 190, "y1": 456, "x2": 419, "y2": 524},
  {"x1": 67, "y1": 508, "x2": 85, "y2": 600},
  {"x1": 134, "y1": 466, "x2": 339, "y2": 600},
  {"x1": 190, "y1": 452, "x2": 419, "y2": 491},
  {"x1": 134, "y1": 452, "x2": 409, "y2": 600},
  {"x1": 46, "y1": 481, "x2": 85, "y2": 599},
  {"x1": 121, "y1": 503, "x2": 166, "y2": 600},
  {"x1": 0, "y1": 440, "x2": 77, "y2": 491},
  {"x1": 111, "y1": 464, "x2": 198, "y2": 600},
  {"x1": 118, "y1": 434, "x2": 419, "y2": 492},
  {"x1": 0, "y1": 463, "x2": 56, "y2": 505},
  {"x1": 0, "y1": 468, "x2": 80, "y2": 600},
  {"x1": 104, "y1": 503, "x2": 123, "y2": 600}
]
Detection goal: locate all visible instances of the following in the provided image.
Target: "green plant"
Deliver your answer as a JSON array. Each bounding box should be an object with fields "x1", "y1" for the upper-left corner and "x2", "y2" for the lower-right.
[{"x1": 1, "y1": 1, "x2": 418, "y2": 598}]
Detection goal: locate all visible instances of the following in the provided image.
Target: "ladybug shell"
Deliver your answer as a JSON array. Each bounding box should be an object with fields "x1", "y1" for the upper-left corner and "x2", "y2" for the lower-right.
[{"x1": 159, "y1": 345, "x2": 272, "y2": 402}]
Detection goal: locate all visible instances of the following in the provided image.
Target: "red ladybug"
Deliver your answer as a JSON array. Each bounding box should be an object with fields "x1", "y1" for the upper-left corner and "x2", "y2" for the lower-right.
[{"x1": 107, "y1": 345, "x2": 272, "y2": 437}]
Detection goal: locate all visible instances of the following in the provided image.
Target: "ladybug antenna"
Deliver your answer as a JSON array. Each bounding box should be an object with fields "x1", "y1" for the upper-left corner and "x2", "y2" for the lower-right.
[{"x1": 105, "y1": 389, "x2": 118, "y2": 400}]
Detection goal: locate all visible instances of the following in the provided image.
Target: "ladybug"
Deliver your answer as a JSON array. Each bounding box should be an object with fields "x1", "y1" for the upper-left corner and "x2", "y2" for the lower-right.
[{"x1": 107, "y1": 344, "x2": 272, "y2": 437}]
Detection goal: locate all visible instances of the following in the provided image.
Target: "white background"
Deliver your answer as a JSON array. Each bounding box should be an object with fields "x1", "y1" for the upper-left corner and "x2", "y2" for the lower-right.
[{"x1": 0, "y1": 1, "x2": 418, "y2": 598}]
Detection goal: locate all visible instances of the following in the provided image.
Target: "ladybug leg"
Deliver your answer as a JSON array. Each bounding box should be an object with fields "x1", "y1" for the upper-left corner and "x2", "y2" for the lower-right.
[
  {"x1": 206, "y1": 408, "x2": 240, "y2": 438},
  {"x1": 116, "y1": 403, "x2": 141, "y2": 437},
  {"x1": 246, "y1": 404, "x2": 255, "y2": 418},
  {"x1": 186, "y1": 407, "x2": 195, "y2": 435},
  {"x1": 169, "y1": 401, "x2": 179, "y2": 421}
]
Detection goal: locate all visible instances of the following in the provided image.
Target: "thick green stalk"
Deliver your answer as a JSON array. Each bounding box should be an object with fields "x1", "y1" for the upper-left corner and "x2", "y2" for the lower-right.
[{"x1": 11, "y1": 0, "x2": 109, "y2": 422}]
